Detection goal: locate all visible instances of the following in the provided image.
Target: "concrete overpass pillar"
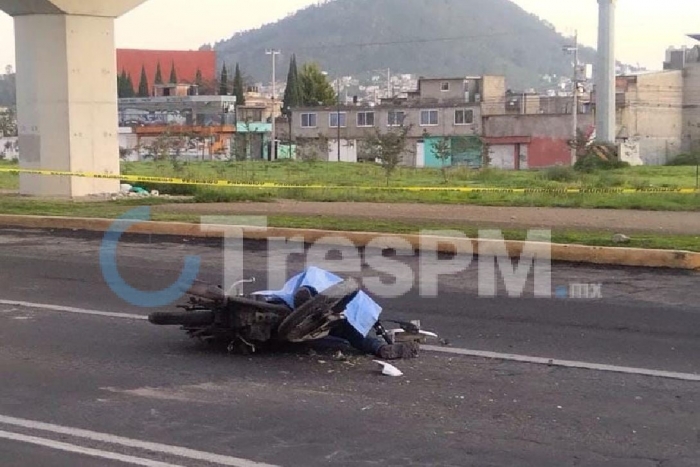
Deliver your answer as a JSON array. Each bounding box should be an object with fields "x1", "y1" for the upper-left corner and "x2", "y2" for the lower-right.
[
  {"x1": 0, "y1": 0, "x2": 148, "y2": 197},
  {"x1": 596, "y1": 0, "x2": 617, "y2": 144}
]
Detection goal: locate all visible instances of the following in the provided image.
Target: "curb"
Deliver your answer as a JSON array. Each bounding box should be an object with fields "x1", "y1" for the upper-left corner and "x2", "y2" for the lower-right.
[{"x1": 0, "y1": 214, "x2": 698, "y2": 271}]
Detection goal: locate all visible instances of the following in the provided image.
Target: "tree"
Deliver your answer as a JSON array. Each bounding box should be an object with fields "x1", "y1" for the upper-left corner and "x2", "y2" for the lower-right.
[
  {"x1": 195, "y1": 68, "x2": 203, "y2": 87},
  {"x1": 154, "y1": 62, "x2": 163, "y2": 85},
  {"x1": 232, "y1": 63, "x2": 246, "y2": 105},
  {"x1": 123, "y1": 73, "x2": 135, "y2": 98},
  {"x1": 168, "y1": 61, "x2": 178, "y2": 84},
  {"x1": 137, "y1": 65, "x2": 150, "y2": 97},
  {"x1": 360, "y1": 125, "x2": 412, "y2": 186},
  {"x1": 432, "y1": 137, "x2": 452, "y2": 183},
  {"x1": 219, "y1": 64, "x2": 229, "y2": 96},
  {"x1": 0, "y1": 107, "x2": 17, "y2": 137},
  {"x1": 117, "y1": 69, "x2": 127, "y2": 97},
  {"x1": 282, "y1": 54, "x2": 303, "y2": 115},
  {"x1": 0, "y1": 71, "x2": 16, "y2": 107},
  {"x1": 299, "y1": 62, "x2": 335, "y2": 106}
]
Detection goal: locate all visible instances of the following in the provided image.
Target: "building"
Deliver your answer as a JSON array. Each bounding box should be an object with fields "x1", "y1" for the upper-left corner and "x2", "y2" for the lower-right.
[
  {"x1": 287, "y1": 76, "x2": 505, "y2": 166},
  {"x1": 483, "y1": 114, "x2": 594, "y2": 169},
  {"x1": 613, "y1": 71, "x2": 684, "y2": 165},
  {"x1": 619, "y1": 34, "x2": 700, "y2": 159},
  {"x1": 237, "y1": 87, "x2": 283, "y2": 123},
  {"x1": 116, "y1": 49, "x2": 217, "y2": 97},
  {"x1": 117, "y1": 95, "x2": 237, "y2": 161}
]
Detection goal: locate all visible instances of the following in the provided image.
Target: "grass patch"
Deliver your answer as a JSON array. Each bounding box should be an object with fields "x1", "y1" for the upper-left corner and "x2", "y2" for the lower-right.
[
  {"x1": 186, "y1": 187, "x2": 700, "y2": 211},
  {"x1": 2, "y1": 161, "x2": 699, "y2": 210},
  {"x1": 0, "y1": 197, "x2": 698, "y2": 252}
]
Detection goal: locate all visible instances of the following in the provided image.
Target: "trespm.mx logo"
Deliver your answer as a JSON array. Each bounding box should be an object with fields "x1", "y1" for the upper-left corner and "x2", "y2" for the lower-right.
[{"x1": 555, "y1": 283, "x2": 603, "y2": 299}]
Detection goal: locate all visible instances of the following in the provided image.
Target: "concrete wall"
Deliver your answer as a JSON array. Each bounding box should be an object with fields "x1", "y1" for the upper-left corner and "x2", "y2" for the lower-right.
[
  {"x1": 292, "y1": 106, "x2": 481, "y2": 141},
  {"x1": 484, "y1": 114, "x2": 594, "y2": 168},
  {"x1": 527, "y1": 137, "x2": 572, "y2": 167},
  {"x1": 683, "y1": 62, "x2": 700, "y2": 153},
  {"x1": 617, "y1": 70, "x2": 684, "y2": 165},
  {"x1": 484, "y1": 114, "x2": 594, "y2": 139},
  {"x1": 418, "y1": 78, "x2": 468, "y2": 102},
  {"x1": 481, "y1": 76, "x2": 507, "y2": 116}
]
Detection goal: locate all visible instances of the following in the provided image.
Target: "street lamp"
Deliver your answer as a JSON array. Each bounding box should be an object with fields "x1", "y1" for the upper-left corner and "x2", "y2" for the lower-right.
[
  {"x1": 563, "y1": 30, "x2": 580, "y2": 165},
  {"x1": 266, "y1": 49, "x2": 280, "y2": 161}
]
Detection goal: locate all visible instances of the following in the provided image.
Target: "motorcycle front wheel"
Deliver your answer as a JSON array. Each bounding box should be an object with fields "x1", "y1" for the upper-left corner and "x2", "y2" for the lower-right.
[{"x1": 276, "y1": 278, "x2": 360, "y2": 342}]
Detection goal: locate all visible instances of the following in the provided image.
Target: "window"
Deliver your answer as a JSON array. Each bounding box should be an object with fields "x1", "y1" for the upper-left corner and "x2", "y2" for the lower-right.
[
  {"x1": 387, "y1": 110, "x2": 406, "y2": 127},
  {"x1": 329, "y1": 112, "x2": 347, "y2": 128},
  {"x1": 301, "y1": 113, "x2": 317, "y2": 128},
  {"x1": 441, "y1": 82, "x2": 450, "y2": 92},
  {"x1": 420, "y1": 109, "x2": 439, "y2": 126},
  {"x1": 454, "y1": 109, "x2": 474, "y2": 125},
  {"x1": 357, "y1": 111, "x2": 375, "y2": 127}
]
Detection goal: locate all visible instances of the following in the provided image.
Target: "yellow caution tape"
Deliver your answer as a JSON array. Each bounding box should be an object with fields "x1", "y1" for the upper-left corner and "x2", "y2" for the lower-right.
[{"x1": 0, "y1": 167, "x2": 698, "y2": 194}]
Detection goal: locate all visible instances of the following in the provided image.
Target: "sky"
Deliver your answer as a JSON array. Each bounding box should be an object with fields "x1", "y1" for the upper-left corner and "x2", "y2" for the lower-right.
[{"x1": 0, "y1": 0, "x2": 698, "y2": 72}]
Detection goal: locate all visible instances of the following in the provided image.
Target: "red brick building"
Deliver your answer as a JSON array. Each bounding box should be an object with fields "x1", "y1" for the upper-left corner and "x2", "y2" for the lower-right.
[{"x1": 116, "y1": 49, "x2": 217, "y2": 95}]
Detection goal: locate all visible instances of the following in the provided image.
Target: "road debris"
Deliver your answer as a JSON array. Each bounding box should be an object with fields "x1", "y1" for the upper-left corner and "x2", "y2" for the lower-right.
[
  {"x1": 612, "y1": 233, "x2": 631, "y2": 244},
  {"x1": 373, "y1": 360, "x2": 403, "y2": 377}
]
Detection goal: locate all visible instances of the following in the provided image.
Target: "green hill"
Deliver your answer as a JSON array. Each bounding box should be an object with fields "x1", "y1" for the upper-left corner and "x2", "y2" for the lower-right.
[{"x1": 212, "y1": 0, "x2": 599, "y2": 90}]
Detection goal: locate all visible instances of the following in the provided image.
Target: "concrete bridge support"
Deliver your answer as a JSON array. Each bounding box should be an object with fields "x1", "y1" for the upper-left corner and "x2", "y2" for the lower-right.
[{"x1": 0, "y1": 0, "x2": 148, "y2": 197}]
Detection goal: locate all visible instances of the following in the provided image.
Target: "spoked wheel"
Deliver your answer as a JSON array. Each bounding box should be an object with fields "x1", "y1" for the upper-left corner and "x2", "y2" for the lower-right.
[{"x1": 277, "y1": 278, "x2": 360, "y2": 342}]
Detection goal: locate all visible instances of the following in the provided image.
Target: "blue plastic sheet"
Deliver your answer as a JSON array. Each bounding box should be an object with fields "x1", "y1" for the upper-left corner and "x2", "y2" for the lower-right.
[{"x1": 251, "y1": 267, "x2": 383, "y2": 337}]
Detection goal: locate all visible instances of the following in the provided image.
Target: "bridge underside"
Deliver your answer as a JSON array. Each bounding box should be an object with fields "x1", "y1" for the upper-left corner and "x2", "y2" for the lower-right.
[{"x1": 0, "y1": 0, "x2": 148, "y2": 197}]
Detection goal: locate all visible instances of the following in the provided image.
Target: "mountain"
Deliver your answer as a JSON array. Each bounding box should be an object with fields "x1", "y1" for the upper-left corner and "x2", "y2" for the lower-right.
[{"x1": 212, "y1": 0, "x2": 599, "y2": 91}]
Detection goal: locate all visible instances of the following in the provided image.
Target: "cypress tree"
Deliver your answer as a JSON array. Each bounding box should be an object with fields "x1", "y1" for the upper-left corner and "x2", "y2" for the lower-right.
[
  {"x1": 219, "y1": 64, "x2": 229, "y2": 96},
  {"x1": 232, "y1": 63, "x2": 245, "y2": 106},
  {"x1": 169, "y1": 60, "x2": 178, "y2": 84},
  {"x1": 154, "y1": 61, "x2": 163, "y2": 85},
  {"x1": 125, "y1": 73, "x2": 135, "y2": 98},
  {"x1": 282, "y1": 54, "x2": 303, "y2": 115},
  {"x1": 117, "y1": 69, "x2": 128, "y2": 98},
  {"x1": 138, "y1": 65, "x2": 150, "y2": 97}
]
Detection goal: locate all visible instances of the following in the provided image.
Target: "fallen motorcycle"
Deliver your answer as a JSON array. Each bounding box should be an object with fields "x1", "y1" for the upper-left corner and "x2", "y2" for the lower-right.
[{"x1": 148, "y1": 270, "x2": 437, "y2": 354}]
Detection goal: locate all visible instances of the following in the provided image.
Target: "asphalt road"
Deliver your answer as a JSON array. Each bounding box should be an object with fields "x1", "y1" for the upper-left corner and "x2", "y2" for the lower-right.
[{"x1": 0, "y1": 227, "x2": 699, "y2": 467}]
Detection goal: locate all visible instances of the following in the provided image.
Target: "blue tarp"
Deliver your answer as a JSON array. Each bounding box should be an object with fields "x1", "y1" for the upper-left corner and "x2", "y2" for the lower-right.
[{"x1": 251, "y1": 267, "x2": 382, "y2": 337}]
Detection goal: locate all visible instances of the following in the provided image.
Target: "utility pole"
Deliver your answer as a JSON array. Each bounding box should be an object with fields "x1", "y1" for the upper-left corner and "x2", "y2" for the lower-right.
[
  {"x1": 387, "y1": 68, "x2": 391, "y2": 99},
  {"x1": 266, "y1": 49, "x2": 280, "y2": 161},
  {"x1": 336, "y1": 75, "x2": 341, "y2": 162},
  {"x1": 564, "y1": 30, "x2": 580, "y2": 164}
]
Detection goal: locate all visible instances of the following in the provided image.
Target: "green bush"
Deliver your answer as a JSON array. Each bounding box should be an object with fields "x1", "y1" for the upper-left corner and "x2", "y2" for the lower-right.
[
  {"x1": 666, "y1": 153, "x2": 700, "y2": 166},
  {"x1": 541, "y1": 165, "x2": 577, "y2": 183},
  {"x1": 574, "y1": 154, "x2": 630, "y2": 173}
]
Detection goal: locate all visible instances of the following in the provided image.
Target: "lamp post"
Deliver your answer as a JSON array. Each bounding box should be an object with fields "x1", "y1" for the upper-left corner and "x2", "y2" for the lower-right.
[
  {"x1": 563, "y1": 30, "x2": 579, "y2": 165},
  {"x1": 266, "y1": 49, "x2": 280, "y2": 161},
  {"x1": 336, "y1": 76, "x2": 341, "y2": 162}
]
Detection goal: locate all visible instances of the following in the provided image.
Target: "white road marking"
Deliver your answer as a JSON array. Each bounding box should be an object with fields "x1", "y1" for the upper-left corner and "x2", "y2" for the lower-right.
[
  {"x1": 0, "y1": 415, "x2": 280, "y2": 467},
  {"x1": 3, "y1": 300, "x2": 700, "y2": 383},
  {"x1": 0, "y1": 430, "x2": 184, "y2": 467},
  {"x1": 423, "y1": 345, "x2": 700, "y2": 382},
  {"x1": 0, "y1": 299, "x2": 146, "y2": 320}
]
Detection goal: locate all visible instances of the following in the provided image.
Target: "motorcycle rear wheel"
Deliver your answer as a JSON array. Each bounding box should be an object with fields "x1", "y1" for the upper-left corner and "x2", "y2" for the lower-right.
[{"x1": 277, "y1": 278, "x2": 360, "y2": 342}]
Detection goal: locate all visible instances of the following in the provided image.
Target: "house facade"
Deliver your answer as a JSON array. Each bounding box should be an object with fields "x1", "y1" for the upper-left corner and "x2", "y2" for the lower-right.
[
  {"x1": 613, "y1": 71, "x2": 685, "y2": 165},
  {"x1": 287, "y1": 76, "x2": 504, "y2": 166}
]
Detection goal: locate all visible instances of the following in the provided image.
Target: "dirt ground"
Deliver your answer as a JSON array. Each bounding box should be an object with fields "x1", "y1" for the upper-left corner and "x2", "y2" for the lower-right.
[{"x1": 160, "y1": 200, "x2": 700, "y2": 235}]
